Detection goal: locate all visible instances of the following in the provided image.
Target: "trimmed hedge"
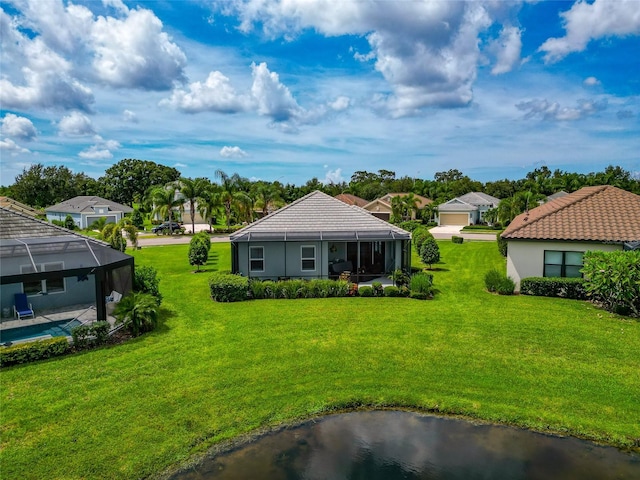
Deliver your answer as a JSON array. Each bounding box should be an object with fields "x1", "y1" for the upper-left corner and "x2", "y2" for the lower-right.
[
  {"x1": 451, "y1": 236, "x2": 464, "y2": 244},
  {"x1": 520, "y1": 277, "x2": 587, "y2": 300},
  {"x1": 71, "y1": 321, "x2": 110, "y2": 350},
  {"x1": 0, "y1": 337, "x2": 70, "y2": 367},
  {"x1": 358, "y1": 286, "x2": 374, "y2": 297},
  {"x1": 383, "y1": 286, "x2": 402, "y2": 297},
  {"x1": 209, "y1": 272, "x2": 250, "y2": 302}
]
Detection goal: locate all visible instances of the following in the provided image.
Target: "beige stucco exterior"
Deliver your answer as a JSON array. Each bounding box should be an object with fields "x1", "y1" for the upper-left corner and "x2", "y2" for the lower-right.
[{"x1": 506, "y1": 240, "x2": 622, "y2": 291}]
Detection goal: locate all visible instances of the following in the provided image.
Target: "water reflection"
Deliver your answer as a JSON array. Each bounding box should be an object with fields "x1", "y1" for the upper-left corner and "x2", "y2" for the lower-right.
[{"x1": 172, "y1": 411, "x2": 640, "y2": 480}]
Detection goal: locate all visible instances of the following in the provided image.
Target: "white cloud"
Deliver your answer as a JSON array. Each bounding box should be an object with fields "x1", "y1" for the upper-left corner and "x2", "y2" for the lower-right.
[
  {"x1": 583, "y1": 76, "x2": 601, "y2": 87},
  {"x1": 489, "y1": 26, "x2": 522, "y2": 75},
  {"x1": 539, "y1": 0, "x2": 640, "y2": 63},
  {"x1": 58, "y1": 111, "x2": 95, "y2": 136},
  {"x1": 91, "y1": 8, "x2": 187, "y2": 90},
  {"x1": 1, "y1": 114, "x2": 37, "y2": 141},
  {"x1": 220, "y1": 146, "x2": 248, "y2": 158},
  {"x1": 122, "y1": 109, "x2": 138, "y2": 122},
  {"x1": 329, "y1": 96, "x2": 351, "y2": 111},
  {"x1": 0, "y1": 138, "x2": 30, "y2": 155},
  {"x1": 323, "y1": 168, "x2": 344, "y2": 185},
  {"x1": 78, "y1": 136, "x2": 120, "y2": 159},
  {"x1": 162, "y1": 71, "x2": 250, "y2": 113},
  {"x1": 516, "y1": 98, "x2": 608, "y2": 121},
  {"x1": 251, "y1": 62, "x2": 302, "y2": 121},
  {"x1": 222, "y1": 0, "x2": 506, "y2": 115}
]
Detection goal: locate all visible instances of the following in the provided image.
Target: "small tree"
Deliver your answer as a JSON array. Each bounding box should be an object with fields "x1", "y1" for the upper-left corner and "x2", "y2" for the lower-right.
[
  {"x1": 134, "y1": 265, "x2": 162, "y2": 305},
  {"x1": 130, "y1": 209, "x2": 144, "y2": 230},
  {"x1": 420, "y1": 237, "x2": 440, "y2": 269},
  {"x1": 188, "y1": 235, "x2": 209, "y2": 272}
]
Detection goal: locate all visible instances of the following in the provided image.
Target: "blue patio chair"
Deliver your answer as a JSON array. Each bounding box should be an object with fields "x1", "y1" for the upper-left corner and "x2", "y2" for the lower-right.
[{"x1": 13, "y1": 293, "x2": 34, "y2": 320}]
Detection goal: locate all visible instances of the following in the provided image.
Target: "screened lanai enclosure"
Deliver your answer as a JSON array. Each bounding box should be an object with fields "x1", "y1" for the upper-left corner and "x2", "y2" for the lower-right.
[{"x1": 0, "y1": 208, "x2": 133, "y2": 321}]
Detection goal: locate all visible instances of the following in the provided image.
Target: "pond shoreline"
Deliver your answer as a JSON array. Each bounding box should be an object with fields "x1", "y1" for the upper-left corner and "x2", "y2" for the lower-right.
[{"x1": 157, "y1": 404, "x2": 640, "y2": 480}]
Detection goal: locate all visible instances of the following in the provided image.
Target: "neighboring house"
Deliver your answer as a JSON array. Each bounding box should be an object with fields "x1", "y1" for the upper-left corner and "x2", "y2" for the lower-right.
[
  {"x1": 0, "y1": 196, "x2": 41, "y2": 217},
  {"x1": 501, "y1": 185, "x2": 640, "y2": 291},
  {"x1": 0, "y1": 207, "x2": 134, "y2": 320},
  {"x1": 334, "y1": 193, "x2": 368, "y2": 208},
  {"x1": 437, "y1": 192, "x2": 501, "y2": 226},
  {"x1": 46, "y1": 196, "x2": 133, "y2": 229},
  {"x1": 363, "y1": 193, "x2": 432, "y2": 221},
  {"x1": 230, "y1": 191, "x2": 412, "y2": 282}
]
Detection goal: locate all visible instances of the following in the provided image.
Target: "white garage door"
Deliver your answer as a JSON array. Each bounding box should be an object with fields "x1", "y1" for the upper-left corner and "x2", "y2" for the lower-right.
[{"x1": 439, "y1": 213, "x2": 469, "y2": 226}]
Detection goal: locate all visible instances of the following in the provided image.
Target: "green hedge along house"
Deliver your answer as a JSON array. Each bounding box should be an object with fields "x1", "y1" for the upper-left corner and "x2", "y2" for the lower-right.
[{"x1": 230, "y1": 191, "x2": 412, "y2": 283}]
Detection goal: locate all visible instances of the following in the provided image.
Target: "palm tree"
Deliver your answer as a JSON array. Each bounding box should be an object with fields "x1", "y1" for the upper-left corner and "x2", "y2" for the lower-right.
[
  {"x1": 197, "y1": 184, "x2": 222, "y2": 232},
  {"x1": 252, "y1": 181, "x2": 283, "y2": 217},
  {"x1": 150, "y1": 184, "x2": 183, "y2": 234},
  {"x1": 178, "y1": 177, "x2": 209, "y2": 234},
  {"x1": 215, "y1": 170, "x2": 253, "y2": 227},
  {"x1": 402, "y1": 192, "x2": 420, "y2": 220}
]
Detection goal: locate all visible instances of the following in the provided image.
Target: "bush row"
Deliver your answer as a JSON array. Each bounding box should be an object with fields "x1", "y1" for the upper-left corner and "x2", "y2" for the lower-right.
[
  {"x1": 0, "y1": 337, "x2": 70, "y2": 367},
  {"x1": 209, "y1": 273, "x2": 434, "y2": 302},
  {"x1": 451, "y1": 236, "x2": 464, "y2": 244},
  {"x1": 520, "y1": 277, "x2": 587, "y2": 300}
]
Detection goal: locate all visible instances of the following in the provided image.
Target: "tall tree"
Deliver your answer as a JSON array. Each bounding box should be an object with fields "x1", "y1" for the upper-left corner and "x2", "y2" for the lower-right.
[
  {"x1": 215, "y1": 170, "x2": 253, "y2": 226},
  {"x1": 197, "y1": 184, "x2": 222, "y2": 231},
  {"x1": 101, "y1": 159, "x2": 180, "y2": 206},
  {"x1": 177, "y1": 177, "x2": 209, "y2": 234},
  {"x1": 150, "y1": 184, "x2": 183, "y2": 233}
]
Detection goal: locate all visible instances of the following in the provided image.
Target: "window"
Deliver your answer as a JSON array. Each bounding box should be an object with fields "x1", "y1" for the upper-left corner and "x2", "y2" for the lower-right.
[
  {"x1": 249, "y1": 246, "x2": 264, "y2": 272},
  {"x1": 544, "y1": 251, "x2": 583, "y2": 278},
  {"x1": 21, "y1": 262, "x2": 65, "y2": 295},
  {"x1": 301, "y1": 245, "x2": 316, "y2": 271}
]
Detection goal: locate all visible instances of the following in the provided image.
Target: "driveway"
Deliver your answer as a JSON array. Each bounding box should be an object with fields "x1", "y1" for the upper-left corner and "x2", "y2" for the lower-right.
[{"x1": 429, "y1": 225, "x2": 496, "y2": 241}]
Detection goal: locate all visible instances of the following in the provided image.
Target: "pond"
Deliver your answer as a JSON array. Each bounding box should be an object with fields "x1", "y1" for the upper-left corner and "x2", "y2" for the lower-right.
[{"x1": 171, "y1": 410, "x2": 640, "y2": 480}]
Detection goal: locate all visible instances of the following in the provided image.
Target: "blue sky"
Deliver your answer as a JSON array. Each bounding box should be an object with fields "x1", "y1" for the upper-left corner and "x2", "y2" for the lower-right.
[{"x1": 1, "y1": 0, "x2": 639, "y2": 187}]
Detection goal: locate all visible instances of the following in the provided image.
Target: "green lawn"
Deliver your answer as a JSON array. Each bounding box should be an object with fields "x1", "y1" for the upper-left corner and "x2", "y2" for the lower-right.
[{"x1": 1, "y1": 241, "x2": 639, "y2": 479}]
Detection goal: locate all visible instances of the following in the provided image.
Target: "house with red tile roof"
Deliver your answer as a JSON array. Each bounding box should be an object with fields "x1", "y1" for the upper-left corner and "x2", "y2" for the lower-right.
[
  {"x1": 501, "y1": 185, "x2": 640, "y2": 290},
  {"x1": 334, "y1": 193, "x2": 368, "y2": 208}
]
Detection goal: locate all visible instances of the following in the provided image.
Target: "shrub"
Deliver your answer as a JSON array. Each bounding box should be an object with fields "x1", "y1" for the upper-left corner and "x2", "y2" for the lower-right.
[
  {"x1": 358, "y1": 286, "x2": 374, "y2": 297},
  {"x1": 497, "y1": 232, "x2": 507, "y2": 257},
  {"x1": 371, "y1": 281, "x2": 384, "y2": 297},
  {"x1": 391, "y1": 269, "x2": 410, "y2": 287},
  {"x1": 331, "y1": 280, "x2": 350, "y2": 297},
  {"x1": 71, "y1": 321, "x2": 111, "y2": 350},
  {"x1": 419, "y1": 238, "x2": 440, "y2": 269},
  {"x1": 209, "y1": 273, "x2": 249, "y2": 302},
  {"x1": 484, "y1": 269, "x2": 503, "y2": 293},
  {"x1": 130, "y1": 208, "x2": 144, "y2": 229},
  {"x1": 282, "y1": 279, "x2": 305, "y2": 299},
  {"x1": 520, "y1": 277, "x2": 587, "y2": 300},
  {"x1": 64, "y1": 214, "x2": 76, "y2": 230},
  {"x1": 194, "y1": 231, "x2": 212, "y2": 250},
  {"x1": 451, "y1": 235, "x2": 464, "y2": 244},
  {"x1": 409, "y1": 291, "x2": 429, "y2": 300},
  {"x1": 0, "y1": 337, "x2": 70, "y2": 367},
  {"x1": 398, "y1": 220, "x2": 423, "y2": 232},
  {"x1": 113, "y1": 292, "x2": 159, "y2": 336},
  {"x1": 582, "y1": 250, "x2": 640, "y2": 317},
  {"x1": 383, "y1": 286, "x2": 402, "y2": 297},
  {"x1": 496, "y1": 276, "x2": 516, "y2": 295},
  {"x1": 308, "y1": 279, "x2": 332, "y2": 298},
  {"x1": 134, "y1": 265, "x2": 163, "y2": 305},
  {"x1": 249, "y1": 279, "x2": 267, "y2": 299},
  {"x1": 409, "y1": 272, "x2": 433, "y2": 296}
]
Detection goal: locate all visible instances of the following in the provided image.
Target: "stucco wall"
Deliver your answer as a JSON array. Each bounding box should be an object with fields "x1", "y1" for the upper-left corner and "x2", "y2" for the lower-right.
[{"x1": 506, "y1": 240, "x2": 622, "y2": 290}]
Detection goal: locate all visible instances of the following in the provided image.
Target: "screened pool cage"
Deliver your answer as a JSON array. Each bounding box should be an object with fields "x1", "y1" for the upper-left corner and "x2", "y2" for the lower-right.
[{"x1": 0, "y1": 234, "x2": 133, "y2": 321}]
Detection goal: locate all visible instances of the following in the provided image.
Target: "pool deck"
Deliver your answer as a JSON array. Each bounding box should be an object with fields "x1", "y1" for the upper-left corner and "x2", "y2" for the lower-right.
[{"x1": 0, "y1": 304, "x2": 116, "y2": 334}]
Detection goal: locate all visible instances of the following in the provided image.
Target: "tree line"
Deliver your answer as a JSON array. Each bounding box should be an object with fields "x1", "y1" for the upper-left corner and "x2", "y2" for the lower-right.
[{"x1": 2, "y1": 159, "x2": 638, "y2": 227}]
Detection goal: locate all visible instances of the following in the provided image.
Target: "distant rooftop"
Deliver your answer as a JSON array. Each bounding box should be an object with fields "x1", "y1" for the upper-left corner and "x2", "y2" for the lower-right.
[{"x1": 45, "y1": 196, "x2": 133, "y2": 214}]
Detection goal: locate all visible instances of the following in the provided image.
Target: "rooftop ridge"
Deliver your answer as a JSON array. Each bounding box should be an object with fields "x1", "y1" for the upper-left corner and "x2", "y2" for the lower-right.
[
  {"x1": 0, "y1": 206, "x2": 111, "y2": 246},
  {"x1": 502, "y1": 185, "x2": 609, "y2": 238}
]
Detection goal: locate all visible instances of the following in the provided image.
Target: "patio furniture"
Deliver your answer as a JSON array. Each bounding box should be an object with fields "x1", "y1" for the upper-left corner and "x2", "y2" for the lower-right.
[{"x1": 13, "y1": 293, "x2": 34, "y2": 320}]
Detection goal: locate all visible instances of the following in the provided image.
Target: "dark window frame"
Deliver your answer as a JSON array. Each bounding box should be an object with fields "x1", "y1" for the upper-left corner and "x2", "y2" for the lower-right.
[{"x1": 543, "y1": 250, "x2": 584, "y2": 278}]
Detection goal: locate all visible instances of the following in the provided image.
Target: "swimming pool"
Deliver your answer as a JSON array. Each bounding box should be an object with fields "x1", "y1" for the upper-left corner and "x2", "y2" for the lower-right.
[{"x1": 0, "y1": 319, "x2": 81, "y2": 344}]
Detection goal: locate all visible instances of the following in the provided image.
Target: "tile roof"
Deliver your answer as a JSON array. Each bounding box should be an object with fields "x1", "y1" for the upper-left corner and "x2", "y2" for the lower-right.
[
  {"x1": 45, "y1": 196, "x2": 133, "y2": 214},
  {"x1": 0, "y1": 206, "x2": 110, "y2": 245},
  {"x1": 231, "y1": 190, "x2": 411, "y2": 242},
  {"x1": 334, "y1": 193, "x2": 368, "y2": 208},
  {"x1": 501, "y1": 185, "x2": 640, "y2": 243},
  {"x1": 374, "y1": 193, "x2": 433, "y2": 209},
  {"x1": 457, "y1": 192, "x2": 501, "y2": 206},
  {"x1": 437, "y1": 198, "x2": 477, "y2": 211},
  {"x1": 0, "y1": 197, "x2": 41, "y2": 217}
]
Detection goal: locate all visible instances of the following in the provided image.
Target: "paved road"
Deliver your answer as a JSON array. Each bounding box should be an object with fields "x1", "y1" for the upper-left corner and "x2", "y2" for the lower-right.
[{"x1": 137, "y1": 234, "x2": 230, "y2": 247}]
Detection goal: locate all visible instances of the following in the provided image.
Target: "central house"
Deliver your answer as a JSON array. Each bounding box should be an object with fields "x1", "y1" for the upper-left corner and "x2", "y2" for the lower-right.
[{"x1": 230, "y1": 191, "x2": 412, "y2": 282}]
